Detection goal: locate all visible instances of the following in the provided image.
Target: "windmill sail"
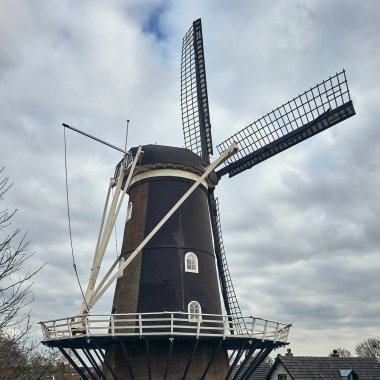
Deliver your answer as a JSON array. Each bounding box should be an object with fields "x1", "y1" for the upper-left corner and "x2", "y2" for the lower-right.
[
  {"x1": 208, "y1": 191, "x2": 243, "y2": 323},
  {"x1": 182, "y1": 19, "x2": 243, "y2": 325},
  {"x1": 181, "y1": 18, "x2": 213, "y2": 161},
  {"x1": 216, "y1": 70, "x2": 355, "y2": 178}
]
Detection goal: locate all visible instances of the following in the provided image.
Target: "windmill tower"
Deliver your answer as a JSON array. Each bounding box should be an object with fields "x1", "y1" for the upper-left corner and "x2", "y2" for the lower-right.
[{"x1": 40, "y1": 19, "x2": 356, "y2": 380}]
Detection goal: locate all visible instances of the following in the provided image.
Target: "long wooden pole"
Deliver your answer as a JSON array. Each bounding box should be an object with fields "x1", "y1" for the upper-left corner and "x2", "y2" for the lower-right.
[{"x1": 63, "y1": 123, "x2": 129, "y2": 154}]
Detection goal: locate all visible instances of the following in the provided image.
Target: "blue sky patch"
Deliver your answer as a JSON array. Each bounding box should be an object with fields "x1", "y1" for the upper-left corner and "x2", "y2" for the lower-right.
[{"x1": 142, "y1": 5, "x2": 167, "y2": 41}]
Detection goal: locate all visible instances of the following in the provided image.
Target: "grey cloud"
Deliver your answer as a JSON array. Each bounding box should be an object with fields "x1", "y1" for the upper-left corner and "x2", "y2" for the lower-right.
[{"x1": 1, "y1": 0, "x2": 379, "y2": 358}]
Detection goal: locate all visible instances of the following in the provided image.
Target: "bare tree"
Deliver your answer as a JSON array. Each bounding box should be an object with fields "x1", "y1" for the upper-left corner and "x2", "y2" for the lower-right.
[
  {"x1": 0, "y1": 168, "x2": 62, "y2": 379},
  {"x1": 0, "y1": 335, "x2": 66, "y2": 380},
  {"x1": 355, "y1": 338, "x2": 380, "y2": 361},
  {"x1": 0, "y1": 168, "x2": 43, "y2": 335}
]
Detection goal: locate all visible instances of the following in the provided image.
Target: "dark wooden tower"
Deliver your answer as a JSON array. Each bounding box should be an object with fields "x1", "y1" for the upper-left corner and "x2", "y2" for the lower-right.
[
  {"x1": 111, "y1": 145, "x2": 222, "y2": 317},
  {"x1": 105, "y1": 145, "x2": 230, "y2": 379},
  {"x1": 40, "y1": 18, "x2": 356, "y2": 380}
]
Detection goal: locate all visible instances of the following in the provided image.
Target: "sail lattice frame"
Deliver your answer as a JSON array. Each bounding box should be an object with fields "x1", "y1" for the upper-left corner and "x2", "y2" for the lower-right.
[
  {"x1": 208, "y1": 192, "x2": 245, "y2": 333},
  {"x1": 217, "y1": 70, "x2": 355, "y2": 177},
  {"x1": 181, "y1": 19, "x2": 213, "y2": 160}
]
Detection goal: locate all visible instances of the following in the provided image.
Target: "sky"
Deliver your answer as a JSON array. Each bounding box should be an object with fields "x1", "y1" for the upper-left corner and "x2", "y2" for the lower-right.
[{"x1": 0, "y1": 0, "x2": 379, "y2": 358}]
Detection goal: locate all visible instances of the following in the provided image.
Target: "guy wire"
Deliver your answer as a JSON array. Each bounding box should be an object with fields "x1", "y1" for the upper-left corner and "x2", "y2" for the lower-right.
[{"x1": 63, "y1": 126, "x2": 89, "y2": 310}]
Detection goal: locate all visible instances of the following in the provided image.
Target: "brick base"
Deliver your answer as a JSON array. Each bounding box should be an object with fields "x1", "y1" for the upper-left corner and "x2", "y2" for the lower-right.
[{"x1": 104, "y1": 340, "x2": 229, "y2": 379}]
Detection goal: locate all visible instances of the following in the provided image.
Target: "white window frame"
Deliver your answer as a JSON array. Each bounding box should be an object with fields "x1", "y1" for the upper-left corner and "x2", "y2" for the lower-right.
[
  {"x1": 188, "y1": 301, "x2": 202, "y2": 322},
  {"x1": 126, "y1": 202, "x2": 133, "y2": 221},
  {"x1": 184, "y1": 252, "x2": 198, "y2": 273}
]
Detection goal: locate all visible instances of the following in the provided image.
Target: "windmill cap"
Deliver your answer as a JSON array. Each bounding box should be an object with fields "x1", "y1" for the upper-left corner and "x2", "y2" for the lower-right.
[{"x1": 130, "y1": 144, "x2": 208, "y2": 174}]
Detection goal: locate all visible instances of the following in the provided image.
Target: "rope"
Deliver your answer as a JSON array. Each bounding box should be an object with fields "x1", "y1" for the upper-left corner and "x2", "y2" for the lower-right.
[{"x1": 63, "y1": 127, "x2": 89, "y2": 310}]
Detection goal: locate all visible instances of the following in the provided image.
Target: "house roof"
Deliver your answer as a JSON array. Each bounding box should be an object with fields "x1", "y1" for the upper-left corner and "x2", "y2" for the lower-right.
[
  {"x1": 231, "y1": 361, "x2": 272, "y2": 380},
  {"x1": 268, "y1": 356, "x2": 380, "y2": 380}
]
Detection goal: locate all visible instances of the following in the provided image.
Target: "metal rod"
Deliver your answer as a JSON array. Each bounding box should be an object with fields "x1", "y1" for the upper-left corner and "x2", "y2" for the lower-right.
[
  {"x1": 125, "y1": 120, "x2": 129, "y2": 151},
  {"x1": 145, "y1": 339, "x2": 152, "y2": 380},
  {"x1": 82, "y1": 348, "x2": 103, "y2": 379},
  {"x1": 240, "y1": 348, "x2": 264, "y2": 380},
  {"x1": 163, "y1": 338, "x2": 174, "y2": 380},
  {"x1": 182, "y1": 339, "x2": 199, "y2": 380},
  {"x1": 120, "y1": 339, "x2": 135, "y2": 380},
  {"x1": 94, "y1": 349, "x2": 109, "y2": 380},
  {"x1": 241, "y1": 346, "x2": 273, "y2": 380},
  {"x1": 93, "y1": 348, "x2": 104, "y2": 362},
  {"x1": 94, "y1": 341, "x2": 119, "y2": 380},
  {"x1": 71, "y1": 348, "x2": 98, "y2": 380},
  {"x1": 200, "y1": 339, "x2": 223, "y2": 380},
  {"x1": 58, "y1": 347, "x2": 89, "y2": 380},
  {"x1": 232, "y1": 342, "x2": 258, "y2": 380},
  {"x1": 63, "y1": 123, "x2": 129, "y2": 154},
  {"x1": 225, "y1": 343, "x2": 246, "y2": 380}
]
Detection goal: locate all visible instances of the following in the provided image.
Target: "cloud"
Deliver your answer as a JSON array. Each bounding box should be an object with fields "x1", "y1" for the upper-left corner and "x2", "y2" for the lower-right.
[{"x1": 0, "y1": 0, "x2": 379, "y2": 359}]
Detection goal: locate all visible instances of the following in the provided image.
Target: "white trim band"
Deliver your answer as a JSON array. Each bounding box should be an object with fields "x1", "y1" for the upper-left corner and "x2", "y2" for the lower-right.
[{"x1": 129, "y1": 169, "x2": 208, "y2": 189}]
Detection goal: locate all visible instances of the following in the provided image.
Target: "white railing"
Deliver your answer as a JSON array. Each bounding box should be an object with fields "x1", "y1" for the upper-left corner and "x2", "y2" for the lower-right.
[{"x1": 39, "y1": 312, "x2": 291, "y2": 343}]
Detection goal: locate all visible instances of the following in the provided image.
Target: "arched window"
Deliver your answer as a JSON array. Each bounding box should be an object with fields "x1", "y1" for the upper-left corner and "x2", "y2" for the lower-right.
[
  {"x1": 127, "y1": 202, "x2": 133, "y2": 221},
  {"x1": 188, "y1": 301, "x2": 202, "y2": 322},
  {"x1": 185, "y1": 252, "x2": 198, "y2": 273}
]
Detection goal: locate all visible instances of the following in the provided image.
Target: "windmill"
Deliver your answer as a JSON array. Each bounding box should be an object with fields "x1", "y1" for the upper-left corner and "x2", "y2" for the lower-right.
[{"x1": 40, "y1": 18, "x2": 355, "y2": 380}]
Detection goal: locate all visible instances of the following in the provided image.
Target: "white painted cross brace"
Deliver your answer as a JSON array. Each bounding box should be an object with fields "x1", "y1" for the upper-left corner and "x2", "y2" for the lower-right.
[
  {"x1": 80, "y1": 178, "x2": 113, "y2": 314},
  {"x1": 87, "y1": 143, "x2": 238, "y2": 311},
  {"x1": 80, "y1": 147, "x2": 143, "y2": 315}
]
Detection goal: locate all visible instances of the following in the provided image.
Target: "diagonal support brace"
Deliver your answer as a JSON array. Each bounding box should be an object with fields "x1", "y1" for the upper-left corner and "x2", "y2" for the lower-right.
[
  {"x1": 80, "y1": 146, "x2": 143, "y2": 315},
  {"x1": 88, "y1": 143, "x2": 238, "y2": 310}
]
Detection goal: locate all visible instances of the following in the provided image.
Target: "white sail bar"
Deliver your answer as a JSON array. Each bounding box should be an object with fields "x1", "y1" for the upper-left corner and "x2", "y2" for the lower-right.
[
  {"x1": 88, "y1": 143, "x2": 238, "y2": 311},
  {"x1": 80, "y1": 147, "x2": 143, "y2": 315},
  {"x1": 94, "y1": 179, "x2": 113, "y2": 277},
  {"x1": 81, "y1": 178, "x2": 113, "y2": 313}
]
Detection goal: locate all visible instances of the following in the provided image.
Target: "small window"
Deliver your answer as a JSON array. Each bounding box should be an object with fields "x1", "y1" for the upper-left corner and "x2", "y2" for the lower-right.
[
  {"x1": 127, "y1": 202, "x2": 133, "y2": 221},
  {"x1": 188, "y1": 301, "x2": 202, "y2": 322},
  {"x1": 278, "y1": 375, "x2": 287, "y2": 380},
  {"x1": 185, "y1": 252, "x2": 198, "y2": 273}
]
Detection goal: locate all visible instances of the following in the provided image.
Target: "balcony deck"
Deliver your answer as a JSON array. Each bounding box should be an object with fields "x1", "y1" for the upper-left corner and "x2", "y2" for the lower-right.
[{"x1": 40, "y1": 311, "x2": 291, "y2": 349}]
